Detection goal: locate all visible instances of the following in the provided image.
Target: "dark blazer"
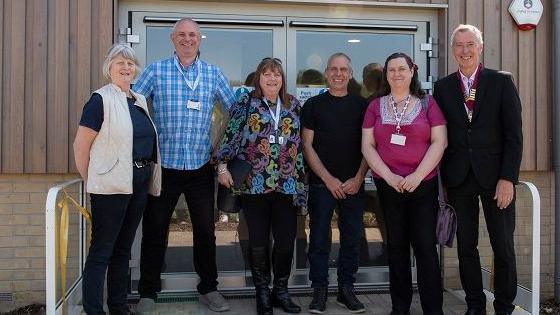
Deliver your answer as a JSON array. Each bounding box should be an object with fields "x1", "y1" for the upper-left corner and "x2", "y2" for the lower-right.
[{"x1": 433, "y1": 68, "x2": 523, "y2": 190}]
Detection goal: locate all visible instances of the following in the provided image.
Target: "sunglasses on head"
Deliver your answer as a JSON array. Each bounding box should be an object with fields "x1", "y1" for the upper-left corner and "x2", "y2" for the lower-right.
[{"x1": 262, "y1": 57, "x2": 282, "y2": 64}]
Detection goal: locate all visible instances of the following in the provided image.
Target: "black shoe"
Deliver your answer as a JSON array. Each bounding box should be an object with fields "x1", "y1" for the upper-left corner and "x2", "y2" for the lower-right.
[
  {"x1": 465, "y1": 308, "x2": 486, "y2": 315},
  {"x1": 389, "y1": 311, "x2": 410, "y2": 315},
  {"x1": 309, "y1": 287, "x2": 328, "y2": 314},
  {"x1": 336, "y1": 286, "x2": 365, "y2": 313},
  {"x1": 250, "y1": 247, "x2": 273, "y2": 315},
  {"x1": 270, "y1": 247, "x2": 301, "y2": 313},
  {"x1": 271, "y1": 287, "x2": 301, "y2": 313}
]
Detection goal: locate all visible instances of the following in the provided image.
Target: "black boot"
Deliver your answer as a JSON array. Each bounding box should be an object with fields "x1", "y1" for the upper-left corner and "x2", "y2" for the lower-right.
[
  {"x1": 309, "y1": 287, "x2": 328, "y2": 314},
  {"x1": 250, "y1": 247, "x2": 273, "y2": 315},
  {"x1": 271, "y1": 248, "x2": 301, "y2": 313}
]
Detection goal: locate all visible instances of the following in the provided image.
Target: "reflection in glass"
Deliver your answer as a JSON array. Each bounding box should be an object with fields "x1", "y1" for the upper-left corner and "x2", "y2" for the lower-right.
[
  {"x1": 295, "y1": 30, "x2": 413, "y2": 99},
  {"x1": 146, "y1": 26, "x2": 273, "y2": 87}
]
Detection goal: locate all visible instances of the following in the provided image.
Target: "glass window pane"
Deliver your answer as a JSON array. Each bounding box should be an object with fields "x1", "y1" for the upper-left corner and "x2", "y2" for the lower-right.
[
  {"x1": 295, "y1": 30, "x2": 413, "y2": 102},
  {"x1": 146, "y1": 26, "x2": 273, "y2": 87}
]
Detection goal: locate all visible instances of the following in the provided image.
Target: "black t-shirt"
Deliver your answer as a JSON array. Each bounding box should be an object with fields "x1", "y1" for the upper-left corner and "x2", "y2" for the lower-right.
[
  {"x1": 302, "y1": 92, "x2": 368, "y2": 184},
  {"x1": 79, "y1": 93, "x2": 156, "y2": 161}
]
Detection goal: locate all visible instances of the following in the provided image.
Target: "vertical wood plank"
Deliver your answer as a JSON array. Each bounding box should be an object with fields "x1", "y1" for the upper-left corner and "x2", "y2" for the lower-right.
[
  {"x1": 24, "y1": 0, "x2": 48, "y2": 173},
  {"x1": 518, "y1": 29, "x2": 536, "y2": 170},
  {"x1": 68, "y1": 0, "x2": 92, "y2": 173},
  {"x1": 0, "y1": 0, "x2": 4, "y2": 172},
  {"x1": 46, "y1": 0, "x2": 70, "y2": 172},
  {"x1": 465, "y1": 0, "x2": 483, "y2": 30},
  {"x1": 91, "y1": 0, "x2": 113, "y2": 89},
  {"x1": 2, "y1": 0, "x2": 26, "y2": 172},
  {"x1": 501, "y1": 3, "x2": 518, "y2": 83},
  {"x1": 483, "y1": 0, "x2": 501, "y2": 69},
  {"x1": 446, "y1": 0, "x2": 464, "y2": 74},
  {"x1": 535, "y1": 4, "x2": 551, "y2": 170}
]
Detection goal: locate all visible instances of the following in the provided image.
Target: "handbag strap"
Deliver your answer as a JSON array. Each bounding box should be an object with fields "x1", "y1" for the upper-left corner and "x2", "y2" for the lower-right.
[{"x1": 437, "y1": 167, "x2": 446, "y2": 206}]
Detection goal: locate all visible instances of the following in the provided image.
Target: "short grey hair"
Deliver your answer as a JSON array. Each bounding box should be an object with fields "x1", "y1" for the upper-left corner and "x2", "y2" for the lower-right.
[
  {"x1": 171, "y1": 18, "x2": 200, "y2": 36},
  {"x1": 326, "y1": 52, "x2": 353, "y2": 74},
  {"x1": 102, "y1": 43, "x2": 141, "y2": 80},
  {"x1": 450, "y1": 24, "x2": 484, "y2": 46}
]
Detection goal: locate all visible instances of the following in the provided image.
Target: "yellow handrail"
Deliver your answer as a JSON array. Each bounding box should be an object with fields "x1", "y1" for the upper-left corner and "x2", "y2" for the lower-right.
[{"x1": 57, "y1": 190, "x2": 91, "y2": 296}]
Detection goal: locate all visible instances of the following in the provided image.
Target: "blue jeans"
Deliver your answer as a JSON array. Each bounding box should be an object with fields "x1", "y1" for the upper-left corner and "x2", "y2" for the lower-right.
[
  {"x1": 307, "y1": 184, "x2": 365, "y2": 288},
  {"x1": 82, "y1": 166, "x2": 151, "y2": 315}
]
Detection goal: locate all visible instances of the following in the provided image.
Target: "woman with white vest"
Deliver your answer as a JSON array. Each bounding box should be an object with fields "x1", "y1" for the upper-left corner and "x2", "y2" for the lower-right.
[{"x1": 73, "y1": 43, "x2": 161, "y2": 315}]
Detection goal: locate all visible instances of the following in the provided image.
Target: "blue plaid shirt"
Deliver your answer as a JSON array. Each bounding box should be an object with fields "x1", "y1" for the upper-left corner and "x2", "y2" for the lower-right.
[{"x1": 133, "y1": 55, "x2": 236, "y2": 170}]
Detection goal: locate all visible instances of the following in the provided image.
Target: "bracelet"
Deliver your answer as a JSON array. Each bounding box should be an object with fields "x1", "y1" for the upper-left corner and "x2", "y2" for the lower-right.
[{"x1": 217, "y1": 168, "x2": 228, "y2": 175}]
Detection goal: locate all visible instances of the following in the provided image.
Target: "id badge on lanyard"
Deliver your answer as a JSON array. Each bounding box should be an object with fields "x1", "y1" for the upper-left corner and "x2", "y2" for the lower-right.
[
  {"x1": 178, "y1": 58, "x2": 202, "y2": 111},
  {"x1": 266, "y1": 98, "x2": 284, "y2": 145},
  {"x1": 389, "y1": 95, "x2": 410, "y2": 146},
  {"x1": 390, "y1": 133, "x2": 406, "y2": 146}
]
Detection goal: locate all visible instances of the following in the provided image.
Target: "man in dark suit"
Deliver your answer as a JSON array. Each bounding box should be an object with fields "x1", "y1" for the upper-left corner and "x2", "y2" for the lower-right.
[{"x1": 433, "y1": 24, "x2": 523, "y2": 315}]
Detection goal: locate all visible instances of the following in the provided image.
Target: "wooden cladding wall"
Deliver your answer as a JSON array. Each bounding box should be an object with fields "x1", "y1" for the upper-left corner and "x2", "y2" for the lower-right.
[
  {"x1": 441, "y1": 0, "x2": 552, "y2": 171},
  {"x1": 0, "y1": 0, "x2": 114, "y2": 173},
  {"x1": 0, "y1": 0, "x2": 552, "y2": 173}
]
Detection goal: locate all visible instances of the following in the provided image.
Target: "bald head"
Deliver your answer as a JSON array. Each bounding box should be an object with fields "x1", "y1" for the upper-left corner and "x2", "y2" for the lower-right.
[
  {"x1": 172, "y1": 18, "x2": 200, "y2": 36},
  {"x1": 171, "y1": 18, "x2": 202, "y2": 65}
]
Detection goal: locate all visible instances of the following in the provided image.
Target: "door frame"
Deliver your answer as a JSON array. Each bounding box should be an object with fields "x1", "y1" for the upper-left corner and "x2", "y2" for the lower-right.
[{"x1": 122, "y1": 1, "x2": 438, "y2": 295}]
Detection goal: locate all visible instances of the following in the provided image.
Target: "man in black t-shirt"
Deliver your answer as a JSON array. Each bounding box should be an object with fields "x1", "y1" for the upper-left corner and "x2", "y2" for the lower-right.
[{"x1": 302, "y1": 52, "x2": 368, "y2": 314}]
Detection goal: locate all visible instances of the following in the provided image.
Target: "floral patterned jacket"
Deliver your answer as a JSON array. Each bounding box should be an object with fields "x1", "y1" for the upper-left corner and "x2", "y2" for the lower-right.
[{"x1": 213, "y1": 93, "x2": 306, "y2": 207}]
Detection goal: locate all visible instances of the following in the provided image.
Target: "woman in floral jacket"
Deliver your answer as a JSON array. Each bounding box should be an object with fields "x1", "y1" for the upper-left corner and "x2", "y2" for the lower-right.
[{"x1": 213, "y1": 57, "x2": 305, "y2": 315}]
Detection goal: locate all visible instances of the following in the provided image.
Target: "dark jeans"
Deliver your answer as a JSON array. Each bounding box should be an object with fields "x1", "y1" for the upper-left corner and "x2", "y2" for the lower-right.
[
  {"x1": 138, "y1": 164, "x2": 217, "y2": 297},
  {"x1": 447, "y1": 171, "x2": 517, "y2": 314},
  {"x1": 241, "y1": 192, "x2": 297, "y2": 250},
  {"x1": 307, "y1": 184, "x2": 365, "y2": 288},
  {"x1": 375, "y1": 177, "x2": 443, "y2": 315},
  {"x1": 82, "y1": 166, "x2": 151, "y2": 315}
]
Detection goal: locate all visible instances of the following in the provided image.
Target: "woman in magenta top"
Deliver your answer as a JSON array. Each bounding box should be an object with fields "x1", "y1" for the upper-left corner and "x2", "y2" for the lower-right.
[{"x1": 362, "y1": 52, "x2": 447, "y2": 315}]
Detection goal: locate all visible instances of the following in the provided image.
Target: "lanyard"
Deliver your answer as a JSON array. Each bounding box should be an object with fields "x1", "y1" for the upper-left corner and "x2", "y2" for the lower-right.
[
  {"x1": 457, "y1": 63, "x2": 483, "y2": 121},
  {"x1": 175, "y1": 56, "x2": 201, "y2": 92},
  {"x1": 264, "y1": 97, "x2": 282, "y2": 131},
  {"x1": 390, "y1": 94, "x2": 411, "y2": 134},
  {"x1": 463, "y1": 79, "x2": 473, "y2": 120}
]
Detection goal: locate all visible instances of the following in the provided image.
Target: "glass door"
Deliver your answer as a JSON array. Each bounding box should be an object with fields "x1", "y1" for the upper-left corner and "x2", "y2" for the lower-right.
[
  {"x1": 128, "y1": 12, "x2": 287, "y2": 293},
  {"x1": 127, "y1": 10, "x2": 431, "y2": 294}
]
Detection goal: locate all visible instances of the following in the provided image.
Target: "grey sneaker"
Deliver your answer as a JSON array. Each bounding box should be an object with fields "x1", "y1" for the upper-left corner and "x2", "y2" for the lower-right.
[
  {"x1": 199, "y1": 291, "x2": 230, "y2": 312},
  {"x1": 135, "y1": 297, "x2": 155, "y2": 314}
]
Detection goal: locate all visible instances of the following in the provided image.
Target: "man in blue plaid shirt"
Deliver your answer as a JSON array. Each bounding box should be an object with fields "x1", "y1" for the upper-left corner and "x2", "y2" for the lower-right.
[{"x1": 134, "y1": 18, "x2": 236, "y2": 314}]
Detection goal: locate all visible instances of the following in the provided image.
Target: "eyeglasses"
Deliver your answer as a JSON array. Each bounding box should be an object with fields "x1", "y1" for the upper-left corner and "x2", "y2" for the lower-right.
[{"x1": 262, "y1": 57, "x2": 282, "y2": 64}]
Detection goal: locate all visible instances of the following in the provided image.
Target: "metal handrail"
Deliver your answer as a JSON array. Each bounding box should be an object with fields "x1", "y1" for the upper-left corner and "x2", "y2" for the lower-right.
[
  {"x1": 45, "y1": 178, "x2": 85, "y2": 315},
  {"x1": 479, "y1": 181, "x2": 540, "y2": 314},
  {"x1": 519, "y1": 181, "x2": 540, "y2": 314}
]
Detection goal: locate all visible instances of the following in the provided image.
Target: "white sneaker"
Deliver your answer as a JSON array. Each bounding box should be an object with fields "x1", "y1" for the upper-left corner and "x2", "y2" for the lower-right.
[
  {"x1": 199, "y1": 291, "x2": 230, "y2": 312},
  {"x1": 135, "y1": 298, "x2": 155, "y2": 314}
]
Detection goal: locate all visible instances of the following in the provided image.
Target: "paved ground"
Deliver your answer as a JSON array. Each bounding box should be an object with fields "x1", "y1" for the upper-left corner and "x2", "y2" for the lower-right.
[{"x1": 129, "y1": 291, "x2": 530, "y2": 315}]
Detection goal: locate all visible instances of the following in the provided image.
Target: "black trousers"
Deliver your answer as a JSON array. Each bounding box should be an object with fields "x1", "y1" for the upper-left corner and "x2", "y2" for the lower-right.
[
  {"x1": 138, "y1": 164, "x2": 218, "y2": 297},
  {"x1": 241, "y1": 192, "x2": 297, "y2": 251},
  {"x1": 83, "y1": 166, "x2": 151, "y2": 315},
  {"x1": 447, "y1": 171, "x2": 517, "y2": 314},
  {"x1": 375, "y1": 177, "x2": 443, "y2": 315}
]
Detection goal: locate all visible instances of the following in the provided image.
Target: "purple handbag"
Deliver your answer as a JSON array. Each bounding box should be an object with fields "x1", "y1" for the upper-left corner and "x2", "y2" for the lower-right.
[{"x1": 436, "y1": 170, "x2": 457, "y2": 247}]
